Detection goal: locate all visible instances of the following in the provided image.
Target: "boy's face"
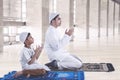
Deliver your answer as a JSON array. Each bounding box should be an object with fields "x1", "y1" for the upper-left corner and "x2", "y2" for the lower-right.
[{"x1": 25, "y1": 35, "x2": 34, "y2": 45}]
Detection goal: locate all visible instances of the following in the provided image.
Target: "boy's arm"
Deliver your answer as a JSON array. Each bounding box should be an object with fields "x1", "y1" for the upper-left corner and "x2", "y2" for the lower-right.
[
  {"x1": 28, "y1": 45, "x2": 43, "y2": 64},
  {"x1": 28, "y1": 52, "x2": 38, "y2": 64},
  {"x1": 35, "y1": 45, "x2": 43, "y2": 59},
  {"x1": 28, "y1": 46, "x2": 43, "y2": 64}
]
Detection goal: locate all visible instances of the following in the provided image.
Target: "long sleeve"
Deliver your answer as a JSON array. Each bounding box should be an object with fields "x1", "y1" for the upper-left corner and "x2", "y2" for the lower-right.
[{"x1": 45, "y1": 26, "x2": 71, "y2": 51}]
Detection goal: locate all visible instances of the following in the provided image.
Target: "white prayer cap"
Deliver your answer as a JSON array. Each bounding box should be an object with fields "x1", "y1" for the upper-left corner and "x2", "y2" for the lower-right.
[
  {"x1": 19, "y1": 32, "x2": 29, "y2": 43},
  {"x1": 49, "y1": 13, "x2": 59, "y2": 24}
]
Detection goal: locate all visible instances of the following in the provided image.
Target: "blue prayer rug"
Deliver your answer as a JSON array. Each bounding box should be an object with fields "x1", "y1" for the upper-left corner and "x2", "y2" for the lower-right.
[{"x1": 0, "y1": 71, "x2": 84, "y2": 80}]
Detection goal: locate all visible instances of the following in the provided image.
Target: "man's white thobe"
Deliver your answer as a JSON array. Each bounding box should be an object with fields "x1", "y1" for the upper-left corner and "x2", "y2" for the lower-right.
[{"x1": 45, "y1": 25, "x2": 82, "y2": 70}]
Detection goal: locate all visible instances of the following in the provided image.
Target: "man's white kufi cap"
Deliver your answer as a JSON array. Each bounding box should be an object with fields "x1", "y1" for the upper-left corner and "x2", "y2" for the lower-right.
[
  {"x1": 19, "y1": 32, "x2": 29, "y2": 43},
  {"x1": 49, "y1": 13, "x2": 59, "y2": 24}
]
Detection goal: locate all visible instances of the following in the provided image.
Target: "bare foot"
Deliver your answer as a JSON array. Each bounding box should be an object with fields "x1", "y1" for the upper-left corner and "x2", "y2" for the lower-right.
[
  {"x1": 14, "y1": 71, "x2": 23, "y2": 78},
  {"x1": 26, "y1": 74, "x2": 31, "y2": 78}
]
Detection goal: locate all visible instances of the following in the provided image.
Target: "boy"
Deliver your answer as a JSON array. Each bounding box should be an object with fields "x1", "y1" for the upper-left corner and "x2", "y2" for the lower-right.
[
  {"x1": 19, "y1": 32, "x2": 50, "y2": 70},
  {"x1": 14, "y1": 32, "x2": 50, "y2": 77}
]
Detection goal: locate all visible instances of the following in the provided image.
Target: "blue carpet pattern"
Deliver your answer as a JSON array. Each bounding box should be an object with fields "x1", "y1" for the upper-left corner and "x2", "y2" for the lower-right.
[{"x1": 0, "y1": 71, "x2": 84, "y2": 80}]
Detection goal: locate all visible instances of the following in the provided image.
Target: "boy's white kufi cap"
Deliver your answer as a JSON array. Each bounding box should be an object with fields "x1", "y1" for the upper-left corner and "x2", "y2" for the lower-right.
[
  {"x1": 49, "y1": 13, "x2": 59, "y2": 24},
  {"x1": 19, "y1": 32, "x2": 29, "y2": 43}
]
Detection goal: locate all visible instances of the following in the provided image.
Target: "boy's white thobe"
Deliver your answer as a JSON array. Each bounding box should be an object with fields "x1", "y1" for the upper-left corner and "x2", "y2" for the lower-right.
[{"x1": 20, "y1": 47, "x2": 50, "y2": 71}]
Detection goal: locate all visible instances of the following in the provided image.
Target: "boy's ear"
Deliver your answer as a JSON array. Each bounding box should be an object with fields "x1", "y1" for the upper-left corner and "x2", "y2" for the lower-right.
[{"x1": 24, "y1": 40, "x2": 27, "y2": 44}]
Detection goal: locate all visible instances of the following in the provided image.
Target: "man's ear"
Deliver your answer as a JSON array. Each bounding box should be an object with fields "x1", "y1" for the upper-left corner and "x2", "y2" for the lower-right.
[
  {"x1": 51, "y1": 20, "x2": 53, "y2": 24},
  {"x1": 52, "y1": 20, "x2": 56, "y2": 23}
]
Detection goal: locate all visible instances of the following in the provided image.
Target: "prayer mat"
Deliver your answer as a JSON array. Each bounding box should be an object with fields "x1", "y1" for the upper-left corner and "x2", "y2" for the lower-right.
[
  {"x1": 0, "y1": 71, "x2": 84, "y2": 80},
  {"x1": 80, "y1": 63, "x2": 115, "y2": 72},
  {"x1": 51, "y1": 63, "x2": 115, "y2": 72}
]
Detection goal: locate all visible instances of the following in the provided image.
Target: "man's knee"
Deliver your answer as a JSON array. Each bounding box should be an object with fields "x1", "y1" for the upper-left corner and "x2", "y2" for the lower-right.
[{"x1": 75, "y1": 61, "x2": 83, "y2": 68}]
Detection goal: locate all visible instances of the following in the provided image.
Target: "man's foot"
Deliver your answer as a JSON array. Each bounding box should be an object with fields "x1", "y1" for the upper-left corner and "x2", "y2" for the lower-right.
[{"x1": 45, "y1": 60, "x2": 58, "y2": 70}]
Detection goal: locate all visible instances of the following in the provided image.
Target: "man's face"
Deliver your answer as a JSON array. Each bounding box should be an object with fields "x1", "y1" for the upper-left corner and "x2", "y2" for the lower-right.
[{"x1": 55, "y1": 16, "x2": 61, "y2": 26}]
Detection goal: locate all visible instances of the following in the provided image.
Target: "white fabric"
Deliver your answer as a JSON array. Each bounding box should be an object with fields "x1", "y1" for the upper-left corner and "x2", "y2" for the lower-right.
[
  {"x1": 20, "y1": 47, "x2": 50, "y2": 71},
  {"x1": 19, "y1": 32, "x2": 29, "y2": 43},
  {"x1": 45, "y1": 26, "x2": 70, "y2": 61},
  {"x1": 45, "y1": 25, "x2": 82, "y2": 69},
  {"x1": 57, "y1": 55, "x2": 82, "y2": 70},
  {"x1": 49, "y1": 13, "x2": 59, "y2": 24}
]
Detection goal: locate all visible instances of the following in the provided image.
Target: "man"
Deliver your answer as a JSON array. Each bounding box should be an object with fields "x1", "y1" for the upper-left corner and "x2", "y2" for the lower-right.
[{"x1": 45, "y1": 13, "x2": 82, "y2": 70}]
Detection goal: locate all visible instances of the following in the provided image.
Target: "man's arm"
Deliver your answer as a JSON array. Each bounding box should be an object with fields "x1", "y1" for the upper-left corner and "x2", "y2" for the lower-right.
[{"x1": 48, "y1": 28, "x2": 74, "y2": 51}]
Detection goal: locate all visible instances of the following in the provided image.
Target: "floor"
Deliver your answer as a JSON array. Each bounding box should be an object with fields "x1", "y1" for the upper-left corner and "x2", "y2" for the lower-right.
[{"x1": 0, "y1": 27, "x2": 120, "y2": 80}]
